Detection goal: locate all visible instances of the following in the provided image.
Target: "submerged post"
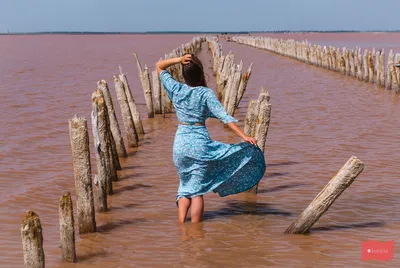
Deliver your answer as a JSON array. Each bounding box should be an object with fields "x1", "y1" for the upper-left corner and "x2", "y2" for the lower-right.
[
  {"x1": 59, "y1": 192, "x2": 77, "y2": 263},
  {"x1": 285, "y1": 156, "x2": 364, "y2": 234},
  {"x1": 21, "y1": 211, "x2": 45, "y2": 268},
  {"x1": 68, "y1": 115, "x2": 96, "y2": 233}
]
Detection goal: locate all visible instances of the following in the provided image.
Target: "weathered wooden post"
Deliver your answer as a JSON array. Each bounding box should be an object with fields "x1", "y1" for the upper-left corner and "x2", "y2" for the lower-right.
[
  {"x1": 97, "y1": 80, "x2": 127, "y2": 158},
  {"x1": 379, "y1": 49, "x2": 385, "y2": 87},
  {"x1": 368, "y1": 50, "x2": 375, "y2": 83},
  {"x1": 386, "y1": 50, "x2": 394, "y2": 89},
  {"x1": 118, "y1": 68, "x2": 145, "y2": 135},
  {"x1": 68, "y1": 115, "x2": 96, "y2": 234},
  {"x1": 133, "y1": 53, "x2": 154, "y2": 118},
  {"x1": 393, "y1": 54, "x2": 400, "y2": 92},
  {"x1": 226, "y1": 63, "x2": 242, "y2": 116},
  {"x1": 285, "y1": 156, "x2": 364, "y2": 234},
  {"x1": 236, "y1": 63, "x2": 253, "y2": 107},
  {"x1": 59, "y1": 192, "x2": 77, "y2": 263},
  {"x1": 21, "y1": 211, "x2": 45, "y2": 268},
  {"x1": 244, "y1": 100, "x2": 259, "y2": 137},
  {"x1": 363, "y1": 49, "x2": 369, "y2": 81},
  {"x1": 91, "y1": 91, "x2": 111, "y2": 210},
  {"x1": 254, "y1": 93, "x2": 272, "y2": 152},
  {"x1": 356, "y1": 48, "x2": 363, "y2": 81},
  {"x1": 152, "y1": 70, "x2": 162, "y2": 114},
  {"x1": 114, "y1": 76, "x2": 139, "y2": 148}
]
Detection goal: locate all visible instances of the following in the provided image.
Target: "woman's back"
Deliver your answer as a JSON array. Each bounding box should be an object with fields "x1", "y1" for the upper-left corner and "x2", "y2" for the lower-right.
[{"x1": 160, "y1": 70, "x2": 237, "y2": 125}]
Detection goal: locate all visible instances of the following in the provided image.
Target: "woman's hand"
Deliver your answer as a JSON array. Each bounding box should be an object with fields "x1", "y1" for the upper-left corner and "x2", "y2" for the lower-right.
[
  {"x1": 180, "y1": 54, "x2": 192, "y2": 65},
  {"x1": 243, "y1": 136, "x2": 257, "y2": 146}
]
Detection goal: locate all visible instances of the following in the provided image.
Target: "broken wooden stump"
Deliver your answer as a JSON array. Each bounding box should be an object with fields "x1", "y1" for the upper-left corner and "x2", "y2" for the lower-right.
[
  {"x1": 152, "y1": 69, "x2": 162, "y2": 114},
  {"x1": 236, "y1": 62, "x2": 253, "y2": 108},
  {"x1": 97, "y1": 79, "x2": 127, "y2": 158},
  {"x1": 118, "y1": 67, "x2": 145, "y2": 135},
  {"x1": 68, "y1": 115, "x2": 96, "y2": 234},
  {"x1": 133, "y1": 53, "x2": 154, "y2": 118},
  {"x1": 285, "y1": 156, "x2": 365, "y2": 234},
  {"x1": 59, "y1": 192, "x2": 77, "y2": 263},
  {"x1": 21, "y1": 211, "x2": 45, "y2": 268},
  {"x1": 114, "y1": 76, "x2": 139, "y2": 147},
  {"x1": 91, "y1": 91, "x2": 112, "y2": 210}
]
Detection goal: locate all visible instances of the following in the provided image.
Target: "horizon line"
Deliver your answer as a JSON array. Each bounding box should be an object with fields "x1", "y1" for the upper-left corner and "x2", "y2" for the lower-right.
[{"x1": 1, "y1": 30, "x2": 400, "y2": 35}]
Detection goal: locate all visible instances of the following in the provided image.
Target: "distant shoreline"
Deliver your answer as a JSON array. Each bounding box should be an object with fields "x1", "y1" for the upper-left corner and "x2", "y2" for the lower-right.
[{"x1": 0, "y1": 30, "x2": 399, "y2": 35}]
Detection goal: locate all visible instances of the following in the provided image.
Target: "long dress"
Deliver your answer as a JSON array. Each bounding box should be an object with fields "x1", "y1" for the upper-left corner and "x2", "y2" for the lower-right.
[{"x1": 159, "y1": 70, "x2": 266, "y2": 203}]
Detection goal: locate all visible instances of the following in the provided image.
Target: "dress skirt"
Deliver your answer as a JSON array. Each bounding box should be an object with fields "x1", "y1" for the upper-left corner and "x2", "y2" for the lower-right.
[{"x1": 173, "y1": 124, "x2": 266, "y2": 202}]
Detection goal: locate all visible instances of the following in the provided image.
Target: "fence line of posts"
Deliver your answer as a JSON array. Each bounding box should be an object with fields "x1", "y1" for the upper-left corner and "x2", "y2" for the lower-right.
[
  {"x1": 230, "y1": 35, "x2": 400, "y2": 93},
  {"x1": 20, "y1": 35, "x2": 365, "y2": 268}
]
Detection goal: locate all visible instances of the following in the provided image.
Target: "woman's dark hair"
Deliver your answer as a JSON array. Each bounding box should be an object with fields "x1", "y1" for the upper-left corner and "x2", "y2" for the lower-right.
[{"x1": 182, "y1": 54, "x2": 207, "y2": 87}]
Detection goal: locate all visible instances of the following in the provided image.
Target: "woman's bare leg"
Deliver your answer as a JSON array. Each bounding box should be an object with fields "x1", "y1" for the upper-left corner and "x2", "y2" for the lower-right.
[
  {"x1": 178, "y1": 197, "x2": 191, "y2": 223},
  {"x1": 191, "y1": 196, "x2": 204, "y2": 223}
]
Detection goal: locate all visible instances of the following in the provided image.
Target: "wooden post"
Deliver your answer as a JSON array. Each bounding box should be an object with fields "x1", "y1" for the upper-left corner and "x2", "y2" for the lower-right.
[
  {"x1": 393, "y1": 53, "x2": 400, "y2": 92},
  {"x1": 97, "y1": 80, "x2": 127, "y2": 158},
  {"x1": 114, "y1": 76, "x2": 138, "y2": 148},
  {"x1": 363, "y1": 49, "x2": 369, "y2": 81},
  {"x1": 285, "y1": 156, "x2": 364, "y2": 234},
  {"x1": 133, "y1": 53, "x2": 154, "y2": 118},
  {"x1": 254, "y1": 93, "x2": 272, "y2": 152},
  {"x1": 386, "y1": 50, "x2": 394, "y2": 89},
  {"x1": 356, "y1": 48, "x2": 363, "y2": 81},
  {"x1": 118, "y1": 68, "x2": 145, "y2": 135},
  {"x1": 59, "y1": 192, "x2": 77, "y2": 263},
  {"x1": 244, "y1": 100, "x2": 259, "y2": 137},
  {"x1": 379, "y1": 49, "x2": 385, "y2": 87},
  {"x1": 236, "y1": 62, "x2": 253, "y2": 108},
  {"x1": 152, "y1": 70, "x2": 162, "y2": 114},
  {"x1": 68, "y1": 115, "x2": 96, "y2": 234},
  {"x1": 91, "y1": 91, "x2": 111, "y2": 210},
  {"x1": 368, "y1": 50, "x2": 374, "y2": 83},
  {"x1": 21, "y1": 211, "x2": 45, "y2": 268},
  {"x1": 226, "y1": 63, "x2": 242, "y2": 116}
]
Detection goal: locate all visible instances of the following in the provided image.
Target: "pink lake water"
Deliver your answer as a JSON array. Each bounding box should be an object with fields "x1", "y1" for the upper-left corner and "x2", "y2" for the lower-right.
[{"x1": 0, "y1": 33, "x2": 399, "y2": 267}]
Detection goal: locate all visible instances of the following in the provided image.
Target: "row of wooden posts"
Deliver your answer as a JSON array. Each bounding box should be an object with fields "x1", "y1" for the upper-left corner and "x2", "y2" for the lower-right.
[
  {"x1": 20, "y1": 36, "x2": 366, "y2": 268},
  {"x1": 20, "y1": 36, "x2": 206, "y2": 268},
  {"x1": 207, "y1": 37, "x2": 253, "y2": 116},
  {"x1": 230, "y1": 35, "x2": 400, "y2": 92}
]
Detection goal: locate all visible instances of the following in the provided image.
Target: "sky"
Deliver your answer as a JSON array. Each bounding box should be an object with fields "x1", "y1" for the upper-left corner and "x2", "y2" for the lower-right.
[{"x1": 0, "y1": 0, "x2": 399, "y2": 33}]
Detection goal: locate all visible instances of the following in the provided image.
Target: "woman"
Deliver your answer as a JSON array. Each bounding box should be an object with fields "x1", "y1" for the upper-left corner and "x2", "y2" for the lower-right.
[{"x1": 156, "y1": 54, "x2": 266, "y2": 223}]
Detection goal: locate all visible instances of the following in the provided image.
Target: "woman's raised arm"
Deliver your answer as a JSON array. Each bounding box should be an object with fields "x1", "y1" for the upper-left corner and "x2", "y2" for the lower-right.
[{"x1": 156, "y1": 54, "x2": 192, "y2": 75}]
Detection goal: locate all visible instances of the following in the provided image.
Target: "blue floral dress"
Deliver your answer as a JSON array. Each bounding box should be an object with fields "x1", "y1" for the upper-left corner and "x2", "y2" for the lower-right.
[{"x1": 160, "y1": 70, "x2": 266, "y2": 203}]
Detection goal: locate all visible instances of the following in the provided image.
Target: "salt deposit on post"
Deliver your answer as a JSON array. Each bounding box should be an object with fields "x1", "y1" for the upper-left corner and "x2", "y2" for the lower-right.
[{"x1": 21, "y1": 211, "x2": 45, "y2": 268}]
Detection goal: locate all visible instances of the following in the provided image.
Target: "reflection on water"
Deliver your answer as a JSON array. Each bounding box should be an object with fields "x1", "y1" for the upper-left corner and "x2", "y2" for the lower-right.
[{"x1": 0, "y1": 33, "x2": 399, "y2": 267}]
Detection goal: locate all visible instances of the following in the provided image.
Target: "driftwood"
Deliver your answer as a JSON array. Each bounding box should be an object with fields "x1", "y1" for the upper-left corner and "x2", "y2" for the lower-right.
[
  {"x1": 285, "y1": 156, "x2": 364, "y2": 234},
  {"x1": 68, "y1": 115, "x2": 96, "y2": 234},
  {"x1": 114, "y1": 76, "x2": 138, "y2": 147},
  {"x1": 133, "y1": 53, "x2": 154, "y2": 118},
  {"x1": 59, "y1": 192, "x2": 77, "y2": 263},
  {"x1": 118, "y1": 68, "x2": 144, "y2": 135},
  {"x1": 97, "y1": 80, "x2": 127, "y2": 158},
  {"x1": 21, "y1": 211, "x2": 45, "y2": 268}
]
